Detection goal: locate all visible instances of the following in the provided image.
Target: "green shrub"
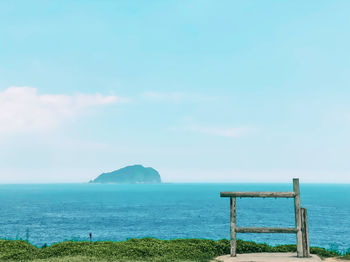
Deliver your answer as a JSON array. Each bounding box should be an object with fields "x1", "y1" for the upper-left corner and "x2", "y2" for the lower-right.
[
  {"x1": 0, "y1": 239, "x2": 39, "y2": 261},
  {"x1": 0, "y1": 238, "x2": 348, "y2": 261},
  {"x1": 236, "y1": 239, "x2": 272, "y2": 253},
  {"x1": 310, "y1": 246, "x2": 339, "y2": 258},
  {"x1": 271, "y1": 244, "x2": 296, "y2": 253}
]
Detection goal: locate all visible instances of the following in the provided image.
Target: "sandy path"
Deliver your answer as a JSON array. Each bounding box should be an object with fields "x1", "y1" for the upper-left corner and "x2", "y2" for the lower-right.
[
  {"x1": 214, "y1": 253, "x2": 350, "y2": 262},
  {"x1": 214, "y1": 253, "x2": 321, "y2": 262},
  {"x1": 214, "y1": 253, "x2": 348, "y2": 262}
]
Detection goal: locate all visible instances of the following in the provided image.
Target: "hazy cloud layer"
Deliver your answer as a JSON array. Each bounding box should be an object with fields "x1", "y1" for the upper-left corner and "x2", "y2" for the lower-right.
[{"x1": 0, "y1": 87, "x2": 123, "y2": 134}]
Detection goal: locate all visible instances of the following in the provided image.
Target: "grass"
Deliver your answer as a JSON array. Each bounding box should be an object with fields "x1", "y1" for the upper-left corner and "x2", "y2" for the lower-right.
[
  {"x1": 343, "y1": 254, "x2": 350, "y2": 260},
  {"x1": 0, "y1": 238, "x2": 348, "y2": 262}
]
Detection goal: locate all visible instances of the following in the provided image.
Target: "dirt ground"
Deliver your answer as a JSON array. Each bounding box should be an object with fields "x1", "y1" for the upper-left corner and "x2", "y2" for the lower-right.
[{"x1": 214, "y1": 253, "x2": 346, "y2": 262}]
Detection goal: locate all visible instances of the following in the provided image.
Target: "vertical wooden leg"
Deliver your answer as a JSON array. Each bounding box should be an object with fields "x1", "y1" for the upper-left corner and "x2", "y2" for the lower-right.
[
  {"x1": 301, "y1": 208, "x2": 310, "y2": 257},
  {"x1": 230, "y1": 197, "x2": 237, "y2": 257},
  {"x1": 293, "y1": 178, "x2": 303, "y2": 257}
]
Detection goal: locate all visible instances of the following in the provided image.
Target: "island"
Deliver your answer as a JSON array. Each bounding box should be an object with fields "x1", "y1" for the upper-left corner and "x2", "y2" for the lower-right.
[{"x1": 90, "y1": 164, "x2": 162, "y2": 184}]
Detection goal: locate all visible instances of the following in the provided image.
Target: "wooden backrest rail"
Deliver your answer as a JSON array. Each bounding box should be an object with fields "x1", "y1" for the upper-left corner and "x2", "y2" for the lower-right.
[
  {"x1": 220, "y1": 192, "x2": 296, "y2": 198},
  {"x1": 220, "y1": 178, "x2": 310, "y2": 258}
]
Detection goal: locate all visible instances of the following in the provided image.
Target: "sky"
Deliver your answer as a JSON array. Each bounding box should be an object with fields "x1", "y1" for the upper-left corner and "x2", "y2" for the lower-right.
[{"x1": 0, "y1": 0, "x2": 349, "y2": 183}]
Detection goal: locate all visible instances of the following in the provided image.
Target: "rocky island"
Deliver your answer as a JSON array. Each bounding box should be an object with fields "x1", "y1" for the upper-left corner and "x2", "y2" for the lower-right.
[{"x1": 90, "y1": 164, "x2": 161, "y2": 184}]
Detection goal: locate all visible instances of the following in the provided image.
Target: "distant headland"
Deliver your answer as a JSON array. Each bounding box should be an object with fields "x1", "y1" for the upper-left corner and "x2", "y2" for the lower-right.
[{"x1": 90, "y1": 164, "x2": 162, "y2": 184}]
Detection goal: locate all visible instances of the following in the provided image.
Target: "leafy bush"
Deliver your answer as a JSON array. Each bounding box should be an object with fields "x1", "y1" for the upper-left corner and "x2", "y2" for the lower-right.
[
  {"x1": 0, "y1": 239, "x2": 39, "y2": 261},
  {"x1": 0, "y1": 238, "x2": 348, "y2": 261},
  {"x1": 309, "y1": 246, "x2": 339, "y2": 258}
]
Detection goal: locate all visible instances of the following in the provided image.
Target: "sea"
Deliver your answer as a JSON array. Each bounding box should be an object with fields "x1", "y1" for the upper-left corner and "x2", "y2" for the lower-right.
[{"x1": 0, "y1": 183, "x2": 349, "y2": 252}]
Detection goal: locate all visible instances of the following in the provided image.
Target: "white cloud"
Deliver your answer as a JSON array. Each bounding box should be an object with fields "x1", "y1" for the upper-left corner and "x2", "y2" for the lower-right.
[
  {"x1": 0, "y1": 86, "x2": 124, "y2": 133},
  {"x1": 190, "y1": 125, "x2": 253, "y2": 138}
]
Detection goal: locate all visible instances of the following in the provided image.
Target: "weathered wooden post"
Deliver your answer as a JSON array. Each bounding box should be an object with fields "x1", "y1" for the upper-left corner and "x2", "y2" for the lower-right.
[
  {"x1": 221, "y1": 178, "x2": 310, "y2": 258},
  {"x1": 301, "y1": 207, "x2": 310, "y2": 257},
  {"x1": 230, "y1": 197, "x2": 237, "y2": 257},
  {"x1": 293, "y1": 178, "x2": 303, "y2": 257}
]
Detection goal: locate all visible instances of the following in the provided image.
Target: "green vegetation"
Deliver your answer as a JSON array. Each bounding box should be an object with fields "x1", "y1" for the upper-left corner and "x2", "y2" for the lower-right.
[
  {"x1": 90, "y1": 165, "x2": 161, "y2": 184},
  {"x1": 0, "y1": 238, "x2": 348, "y2": 262},
  {"x1": 342, "y1": 250, "x2": 350, "y2": 260}
]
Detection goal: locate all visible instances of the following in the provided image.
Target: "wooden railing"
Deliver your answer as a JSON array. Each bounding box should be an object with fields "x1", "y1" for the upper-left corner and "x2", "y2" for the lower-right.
[{"x1": 220, "y1": 178, "x2": 310, "y2": 258}]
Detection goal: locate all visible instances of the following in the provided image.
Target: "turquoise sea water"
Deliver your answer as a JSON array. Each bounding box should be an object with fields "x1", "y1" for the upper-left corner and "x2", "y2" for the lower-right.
[{"x1": 0, "y1": 183, "x2": 349, "y2": 251}]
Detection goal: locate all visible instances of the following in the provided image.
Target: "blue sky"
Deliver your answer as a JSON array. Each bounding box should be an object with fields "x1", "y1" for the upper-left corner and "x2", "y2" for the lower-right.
[{"x1": 0, "y1": 0, "x2": 349, "y2": 183}]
